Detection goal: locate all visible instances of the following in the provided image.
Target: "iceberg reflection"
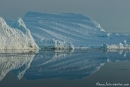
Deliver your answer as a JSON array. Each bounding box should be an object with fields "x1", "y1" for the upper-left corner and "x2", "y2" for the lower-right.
[
  {"x1": 0, "y1": 49, "x2": 130, "y2": 81},
  {"x1": 0, "y1": 50, "x2": 37, "y2": 81},
  {"x1": 25, "y1": 49, "x2": 130, "y2": 80}
]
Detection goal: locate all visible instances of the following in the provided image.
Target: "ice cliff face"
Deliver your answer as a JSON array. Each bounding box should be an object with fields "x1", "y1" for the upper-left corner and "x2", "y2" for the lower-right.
[{"x1": 0, "y1": 17, "x2": 38, "y2": 49}]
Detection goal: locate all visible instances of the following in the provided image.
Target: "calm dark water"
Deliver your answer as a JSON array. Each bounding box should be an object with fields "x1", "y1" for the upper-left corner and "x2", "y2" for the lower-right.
[{"x1": 0, "y1": 49, "x2": 130, "y2": 87}]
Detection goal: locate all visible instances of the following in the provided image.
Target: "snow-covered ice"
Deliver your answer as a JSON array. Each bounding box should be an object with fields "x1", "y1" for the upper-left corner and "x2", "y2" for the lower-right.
[{"x1": 0, "y1": 17, "x2": 39, "y2": 50}]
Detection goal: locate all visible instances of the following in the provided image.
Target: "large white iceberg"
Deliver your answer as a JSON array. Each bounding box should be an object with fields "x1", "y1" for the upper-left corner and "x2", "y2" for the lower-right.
[
  {"x1": 23, "y1": 12, "x2": 105, "y2": 48},
  {"x1": 21, "y1": 12, "x2": 130, "y2": 49},
  {"x1": 5, "y1": 11, "x2": 130, "y2": 49},
  {"x1": 0, "y1": 17, "x2": 39, "y2": 50}
]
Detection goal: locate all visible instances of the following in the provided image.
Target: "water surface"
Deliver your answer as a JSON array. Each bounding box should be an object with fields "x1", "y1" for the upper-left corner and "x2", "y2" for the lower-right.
[{"x1": 0, "y1": 49, "x2": 130, "y2": 87}]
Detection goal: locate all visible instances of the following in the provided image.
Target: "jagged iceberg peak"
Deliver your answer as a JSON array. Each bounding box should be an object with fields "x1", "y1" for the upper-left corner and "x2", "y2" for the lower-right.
[
  {"x1": 14, "y1": 17, "x2": 26, "y2": 27},
  {"x1": 13, "y1": 17, "x2": 39, "y2": 49},
  {"x1": 0, "y1": 17, "x2": 39, "y2": 49},
  {"x1": 0, "y1": 17, "x2": 6, "y2": 25},
  {"x1": 0, "y1": 17, "x2": 16, "y2": 37},
  {"x1": 13, "y1": 17, "x2": 29, "y2": 34}
]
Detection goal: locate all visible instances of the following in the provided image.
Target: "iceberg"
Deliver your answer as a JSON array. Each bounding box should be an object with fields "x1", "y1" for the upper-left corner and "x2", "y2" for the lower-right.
[
  {"x1": 22, "y1": 12, "x2": 105, "y2": 48},
  {"x1": 22, "y1": 12, "x2": 130, "y2": 49},
  {"x1": 4, "y1": 11, "x2": 130, "y2": 49},
  {"x1": 0, "y1": 17, "x2": 39, "y2": 50}
]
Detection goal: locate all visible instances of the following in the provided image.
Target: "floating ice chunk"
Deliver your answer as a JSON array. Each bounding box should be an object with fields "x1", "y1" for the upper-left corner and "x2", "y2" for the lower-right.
[{"x1": 37, "y1": 39, "x2": 74, "y2": 50}]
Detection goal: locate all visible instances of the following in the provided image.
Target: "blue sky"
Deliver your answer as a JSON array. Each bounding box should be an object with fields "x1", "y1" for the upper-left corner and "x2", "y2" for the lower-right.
[{"x1": 0, "y1": 0, "x2": 130, "y2": 33}]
